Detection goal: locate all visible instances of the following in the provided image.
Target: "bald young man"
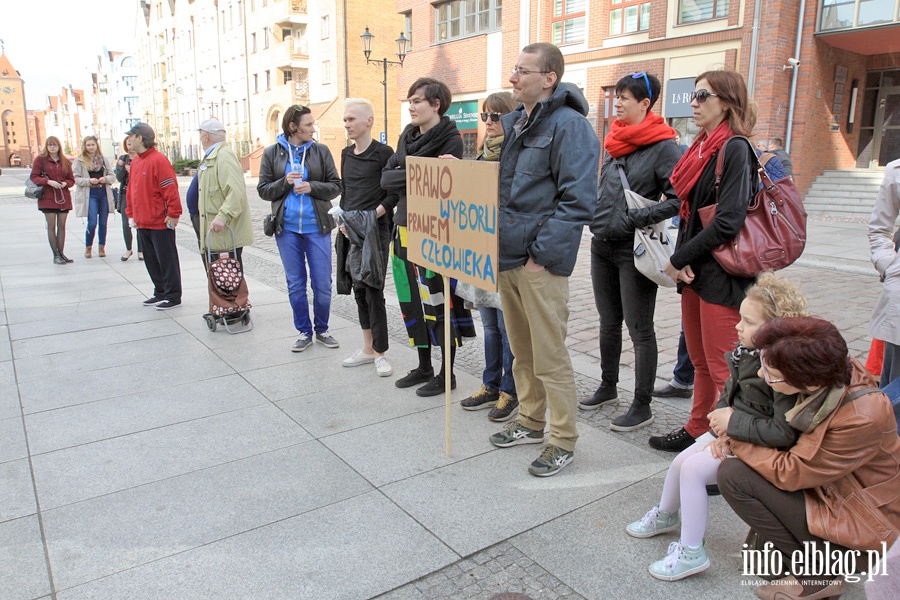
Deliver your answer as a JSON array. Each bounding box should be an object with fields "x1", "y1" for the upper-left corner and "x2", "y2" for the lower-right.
[{"x1": 338, "y1": 99, "x2": 398, "y2": 377}]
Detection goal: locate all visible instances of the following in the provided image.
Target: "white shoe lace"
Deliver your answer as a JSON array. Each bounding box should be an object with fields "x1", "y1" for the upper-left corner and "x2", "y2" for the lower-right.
[
  {"x1": 375, "y1": 357, "x2": 390, "y2": 369},
  {"x1": 298, "y1": 332, "x2": 310, "y2": 341},
  {"x1": 640, "y1": 506, "x2": 661, "y2": 529},
  {"x1": 662, "y1": 541, "x2": 683, "y2": 570}
]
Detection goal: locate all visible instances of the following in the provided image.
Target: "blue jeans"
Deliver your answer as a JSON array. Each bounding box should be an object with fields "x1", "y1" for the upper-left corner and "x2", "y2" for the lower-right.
[
  {"x1": 479, "y1": 307, "x2": 516, "y2": 397},
  {"x1": 275, "y1": 229, "x2": 332, "y2": 336},
  {"x1": 85, "y1": 188, "x2": 108, "y2": 246},
  {"x1": 673, "y1": 327, "x2": 695, "y2": 387}
]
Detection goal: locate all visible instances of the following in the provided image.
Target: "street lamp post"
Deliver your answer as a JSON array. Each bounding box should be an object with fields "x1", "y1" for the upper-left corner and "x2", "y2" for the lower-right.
[{"x1": 360, "y1": 27, "x2": 408, "y2": 143}]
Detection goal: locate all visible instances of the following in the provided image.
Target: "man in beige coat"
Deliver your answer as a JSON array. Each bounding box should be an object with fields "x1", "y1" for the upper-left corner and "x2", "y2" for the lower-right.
[{"x1": 197, "y1": 119, "x2": 254, "y2": 264}]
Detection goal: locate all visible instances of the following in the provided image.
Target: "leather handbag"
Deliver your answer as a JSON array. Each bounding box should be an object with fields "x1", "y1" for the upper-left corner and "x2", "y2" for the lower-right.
[
  {"x1": 25, "y1": 158, "x2": 45, "y2": 200},
  {"x1": 698, "y1": 136, "x2": 807, "y2": 278}
]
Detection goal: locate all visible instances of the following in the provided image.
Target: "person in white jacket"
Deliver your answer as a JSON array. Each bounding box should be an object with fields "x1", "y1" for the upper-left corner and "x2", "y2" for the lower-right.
[{"x1": 867, "y1": 158, "x2": 900, "y2": 387}]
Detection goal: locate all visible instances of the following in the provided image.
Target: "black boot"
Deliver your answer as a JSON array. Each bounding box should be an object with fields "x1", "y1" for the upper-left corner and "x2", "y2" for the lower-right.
[
  {"x1": 58, "y1": 251, "x2": 74, "y2": 263},
  {"x1": 610, "y1": 399, "x2": 653, "y2": 431},
  {"x1": 53, "y1": 252, "x2": 66, "y2": 265},
  {"x1": 578, "y1": 383, "x2": 618, "y2": 410}
]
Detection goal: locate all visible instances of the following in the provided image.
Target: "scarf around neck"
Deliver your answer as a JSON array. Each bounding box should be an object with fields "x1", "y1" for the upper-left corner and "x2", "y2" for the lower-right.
[
  {"x1": 395, "y1": 116, "x2": 460, "y2": 164},
  {"x1": 669, "y1": 120, "x2": 733, "y2": 220},
  {"x1": 480, "y1": 135, "x2": 503, "y2": 162},
  {"x1": 784, "y1": 386, "x2": 846, "y2": 433},
  {"x1": 603, "y1": 113, "x2": 677, "y2": 158}
]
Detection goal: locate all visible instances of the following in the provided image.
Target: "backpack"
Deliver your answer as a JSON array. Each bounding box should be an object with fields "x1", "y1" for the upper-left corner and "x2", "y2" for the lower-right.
[{"x1": 698, "y1": 136, "x2": 808, "y2": 278}]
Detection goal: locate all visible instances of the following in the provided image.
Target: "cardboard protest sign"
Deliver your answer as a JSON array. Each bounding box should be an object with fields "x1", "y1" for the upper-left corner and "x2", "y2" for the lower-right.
[{"x1": 406, "y1": 157, "x2": 500, "y2": 292}]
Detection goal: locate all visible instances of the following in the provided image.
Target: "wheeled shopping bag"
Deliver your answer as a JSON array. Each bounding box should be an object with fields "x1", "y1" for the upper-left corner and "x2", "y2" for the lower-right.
[{"x1": 203, "y1": 226, "x2": 252, "y2": 334}]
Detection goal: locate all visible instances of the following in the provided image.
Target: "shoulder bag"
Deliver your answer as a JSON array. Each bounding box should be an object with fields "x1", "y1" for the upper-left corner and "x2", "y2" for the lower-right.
[
  {"x1": 698, "y1": 136, "x2": 807, "y2": 278},
  {"x1": 616, "y1": 161, "x2": 675, "y2": 287},
  {"x1": 25, "y1": 158, "x2": 45, "y2": 200}
]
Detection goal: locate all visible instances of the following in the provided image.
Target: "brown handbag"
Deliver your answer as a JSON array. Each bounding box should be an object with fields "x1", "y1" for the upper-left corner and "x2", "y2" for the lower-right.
[{"x1": 698, "y1": 136, "x2": 807, "y2": 278}]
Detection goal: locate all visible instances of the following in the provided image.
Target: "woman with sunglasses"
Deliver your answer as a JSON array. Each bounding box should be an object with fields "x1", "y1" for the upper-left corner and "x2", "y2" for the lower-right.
[
  {"x1": 581, "y1": 72, "x2": 680, "y2": 432},
  {"x1": 454, "y1": 92, "x2": 520, "y2": 421},
  {"x1": 258, "y1": 105, "x2": 342, "y2": 352},
  {"x1": 718, "y1": 316, "x2": 900, "y2": 600},
  {"x1": 652, "y1": 70, "x2": 758, "y2": 452}
]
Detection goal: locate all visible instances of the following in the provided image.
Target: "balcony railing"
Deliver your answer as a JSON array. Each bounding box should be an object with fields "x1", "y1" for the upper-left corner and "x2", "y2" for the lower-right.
[{"x1": 819, "y1": 0, "x2": 900, "y2": 32}]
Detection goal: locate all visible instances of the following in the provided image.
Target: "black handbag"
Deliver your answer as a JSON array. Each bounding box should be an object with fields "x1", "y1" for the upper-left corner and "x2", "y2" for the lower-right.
[
  {"x1": 25, "y1": 158, "x2": 46, "y2": 200},
  {"x1": 263, "y1": 213, "x2": 277, "y2": 236}
]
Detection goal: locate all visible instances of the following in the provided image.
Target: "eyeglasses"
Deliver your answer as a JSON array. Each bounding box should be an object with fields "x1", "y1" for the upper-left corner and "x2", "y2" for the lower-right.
[
  {"x1": 690, "y1": 89, "x2": 720, "y2": 104},
  {"x1": 511, "y1": 67, "x2": 550, "y2": 77},
  {"x1": 481, "y1": 112, "x2": 502, "y2": 123},
  {"x1": 631, "y1": 72, "x2": 652, "y2": 101},
  {"x1": 759, "y1": 353, "x2": 786, "y2": 385}
]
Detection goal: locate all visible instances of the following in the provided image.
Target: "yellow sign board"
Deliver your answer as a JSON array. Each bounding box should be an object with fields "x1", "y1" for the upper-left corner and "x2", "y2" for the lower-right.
[{"x1": 406, "y1": 157, "x2": 500, "y2": 292}]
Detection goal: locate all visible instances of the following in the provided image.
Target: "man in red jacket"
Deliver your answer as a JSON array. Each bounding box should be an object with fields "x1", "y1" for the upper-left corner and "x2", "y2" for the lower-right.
[{"x1": 125, "y1": 123, "x2": 183, "y2": 310}]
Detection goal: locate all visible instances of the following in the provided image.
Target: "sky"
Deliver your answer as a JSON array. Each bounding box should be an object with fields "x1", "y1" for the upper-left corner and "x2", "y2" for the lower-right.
[{"x1": 2, "y1": 0, "x2": 140, "y2": 108}]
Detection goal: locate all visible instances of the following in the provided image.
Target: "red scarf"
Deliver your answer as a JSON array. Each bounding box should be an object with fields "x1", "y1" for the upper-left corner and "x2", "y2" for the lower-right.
[
  {"x1": 670, "y1": 121, "x2": 733, "y2": 220},
  {"x1": 603, "y1": 113, "x2": 677, "y2": 158}
]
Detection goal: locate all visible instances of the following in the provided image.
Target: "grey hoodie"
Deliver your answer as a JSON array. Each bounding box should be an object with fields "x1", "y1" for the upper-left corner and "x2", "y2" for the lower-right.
[{"x1": 497, "y1": 82, "x2": 600, "y2": 276}]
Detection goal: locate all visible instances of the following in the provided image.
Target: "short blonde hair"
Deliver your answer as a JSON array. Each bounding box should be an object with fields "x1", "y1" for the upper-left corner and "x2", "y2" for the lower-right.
[
  {"x1": 745, "y1": 271, "x2": 808, "y2": 321},
  {"x1": 344, "y1": 98, "x2": 374, "y2": 118}
]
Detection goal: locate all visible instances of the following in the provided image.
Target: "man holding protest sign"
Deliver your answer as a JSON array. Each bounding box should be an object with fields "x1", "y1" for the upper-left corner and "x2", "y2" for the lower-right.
[{"x1": 488, "y1": 43, "x2": 600, "y2": 477}]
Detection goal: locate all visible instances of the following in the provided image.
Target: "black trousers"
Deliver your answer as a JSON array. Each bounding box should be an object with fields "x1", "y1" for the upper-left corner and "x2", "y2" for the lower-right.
[
  {"x1": 353, "y1": 220, "x2": 392, "y2": 353},
  {"x1": 718, "y1": 458, "x2": 852, "y2": 585},
  {"x1": 138, "y1": 228, "x2": 182, "y2": 301}
]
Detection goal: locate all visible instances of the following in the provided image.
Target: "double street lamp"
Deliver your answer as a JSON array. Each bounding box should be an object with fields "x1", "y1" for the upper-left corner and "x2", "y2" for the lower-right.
[{"x1": 360, "y1": 27, "x2": 408, "y2": 143}]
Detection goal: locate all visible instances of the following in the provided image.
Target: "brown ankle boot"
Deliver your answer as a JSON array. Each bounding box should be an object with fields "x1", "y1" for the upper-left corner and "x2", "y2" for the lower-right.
[
  {"x1": 98, "y1": 245, "x2": 106, "y2": 257},
  {"x1": 85, "y1": 246, "x2": 92, "y2": 258}
]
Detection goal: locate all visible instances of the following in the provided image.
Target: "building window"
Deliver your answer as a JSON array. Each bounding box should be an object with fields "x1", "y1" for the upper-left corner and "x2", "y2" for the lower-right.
[
  {"x1": 404, "y1": 11, "x2": 413, "y2": 50},
  {"x1": 251, "y1": 32, "x2": 257, "y2": 53},
  {"x1": 264, "y1": 27, "x2": 270, "y2": 49},
  {"x1": 265, "y1": 70, "x2": 271, "y2": 90},
  {"x1": 253, "y1": 73, "x2": 258, "y2": 93},
  {"x1": 321, "y1": 15, "x2": 330, "y2": 39},
  {"x1": 678, "y1": 0, "x2": 729, "y2": 25},
  {"x1": 552, "y1": 0, "x2": 586, "y2": 45},
  {"x1": 609, "y1": 1, "x2": 651, "y2": 36},
  {"x1": 237, "y1": 1, "x2": 242, "y2": 25},
  {"x1": 283, "y1": 69, "x2": 292, "y2": 84},
  {"x1": 221, "y1": 10, "x2": 226, "y2": 33},
  {"x1": 322, "y1": 60, "x2": 332, "y2": 85},
  {"x1": 436, "y1": 0, "x2": 502, "y2": 43}
]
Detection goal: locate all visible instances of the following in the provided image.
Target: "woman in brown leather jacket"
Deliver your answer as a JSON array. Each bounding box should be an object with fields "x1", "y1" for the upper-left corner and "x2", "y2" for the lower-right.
[{"x1": 718, "y1": 317, "x2": 900, "y2": 600}]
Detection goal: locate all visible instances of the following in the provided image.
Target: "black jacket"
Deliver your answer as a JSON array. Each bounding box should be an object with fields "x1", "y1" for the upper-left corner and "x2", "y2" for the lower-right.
[
  {"x1": 335, "y1": 210, "x2": 385, "y2": 292},
  {"x1": 670, "y1": 137, "x2": 757, "y2": 307},
  {"x1": 592, "y1": 140, "x2": 680, "y2": 241},
  {"x1": 257, "y1": 141, "x2": 341, "y2": 235}
]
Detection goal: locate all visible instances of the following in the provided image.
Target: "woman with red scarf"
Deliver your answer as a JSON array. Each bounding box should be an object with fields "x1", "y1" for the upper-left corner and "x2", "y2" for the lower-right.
[
  {"x1": 581, "y1": 73, "x2": 680, "y2": 432},
  {"x1": 651, "y1": 70, "x2": 758, "y2": 452}
]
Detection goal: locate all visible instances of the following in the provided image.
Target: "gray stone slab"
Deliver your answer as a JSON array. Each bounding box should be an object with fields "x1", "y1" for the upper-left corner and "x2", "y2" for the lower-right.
[
  {"x1": 0, "y1": 327, "x2": 11, "y2": 362},
  {"x1": 0, "y1": 359, "x2": 13, "y2": 387},
  {"x1": 55, "y1": 491, "x2": 458, "y2": 600},
  {"x1": 0, "y1": 384, "x2": 20, "y2": 421},
  {"x1": 32, "y1": 403, "x2": 312, "y2": 509},
  {"x1": 0, "y1": 416, "x2": 27, "y2": 464},
  {"x1": 382, "y1": 426, "x2": 670, "y2": 556},
  {"x1": 10, "y1": 319, "x2": 186, "y2": 359},
  {"x1": 18, "y1": 349, "x2": 235, "y2": 414},
  {"x1": 240, "y1": 350, "x2": 365, "y2": 402},
  {"x1": 24, "y1": 374, "x2": 269, "y2": 454},
  {"x1": 42, "y1": 441, "x2": 373, "y2": 590},
  {"x1": 0, "y1": 515, "x2": 52, "y2": 600},
  {"x1": 9, "y1": 304, "x2": 168, "y2": 340},
  {"x1": 13, "y1": 332, "x2": 209, "y2": 383},
  {"x1": 0, "y1": 458, "x2": 36, "y2": 522}
]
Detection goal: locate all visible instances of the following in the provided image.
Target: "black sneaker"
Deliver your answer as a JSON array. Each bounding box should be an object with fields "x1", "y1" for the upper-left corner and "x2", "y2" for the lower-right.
[
  {"x1": 142, "y1": 296, "x2": 165, "y2": 306},
  {"x1": 461, "y1": 385, "x2": 499, "y2": 410},
  {"x1": 610, "y1": 402, "x2": 654, "y2": 432},
  {"x1": 395, "y1": 367, "x2": 434, "y2": 389},
  {"x1": 652, "y1": 382, "x2": 693, "y2": 399},
  {"x1": 416, "y1": 375, "x2": 457, "y2": 397},
  {"x1": 649, "y1": 427, "x2": 695, "y2": 452},
  {"x1": 488, "y1": 393, "x2": 519, "y2": 422},
  {"x1": 578, "y1": 384, "x2": 618, "y2": 410},
  {"x1": 155, "y1": 299, "x2": 181, "y2": 311}
]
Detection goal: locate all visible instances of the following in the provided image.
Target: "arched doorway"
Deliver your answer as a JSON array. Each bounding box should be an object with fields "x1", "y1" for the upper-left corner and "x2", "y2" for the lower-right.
[{"x1": 267, "y1": 107, "x2": 282, "y2": 145}]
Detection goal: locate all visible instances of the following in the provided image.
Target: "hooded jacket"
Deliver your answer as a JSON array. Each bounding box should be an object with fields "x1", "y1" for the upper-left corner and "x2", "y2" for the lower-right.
[
  {"x1": 497, "y1": 82, "x2": 600, "y2": 276},
  {"x1": 257, "y1": 136, "x2": 341, "y2": 236}
]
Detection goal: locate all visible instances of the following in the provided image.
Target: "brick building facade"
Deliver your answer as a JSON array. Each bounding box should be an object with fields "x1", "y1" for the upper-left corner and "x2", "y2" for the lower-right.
[
  {"x1": 394, "y1": 0, "x2": 900, "y2": 194},
  {"x1": 0, "y1": 53, "x2": 32, "y2": 168}
]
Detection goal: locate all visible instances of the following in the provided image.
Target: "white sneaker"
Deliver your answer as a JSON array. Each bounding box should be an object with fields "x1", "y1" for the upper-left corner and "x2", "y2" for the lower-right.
[
  {"x1": 342, "y1": 349, "x2": 376, "y2": 367},
  {"x1": 374, "y1": 356, "x2": 393, "y2": 377}
]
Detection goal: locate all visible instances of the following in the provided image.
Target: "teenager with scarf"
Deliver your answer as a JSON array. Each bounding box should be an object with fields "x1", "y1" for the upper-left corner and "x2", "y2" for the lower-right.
[
  {"x1": 580, "y1": 72, "x2": 680, "y2": 433},
  {"x1": 74, "y1": 135, "x2": 116, "y2": 258},
  {"x1": 381, "y1": 77, "x2": 475, "y2": 397},
  {"x1": 652, "y1": 70, "x2": 758, "y2": 452},
  {"x1": 258, "y1": 105, "x2": 342, "y2": 352}
]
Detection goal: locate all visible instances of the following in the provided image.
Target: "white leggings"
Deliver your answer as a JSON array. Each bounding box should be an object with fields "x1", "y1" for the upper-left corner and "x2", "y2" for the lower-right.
[{"x1": 658, "y1": 432, "x2": 724, "y2": 547}]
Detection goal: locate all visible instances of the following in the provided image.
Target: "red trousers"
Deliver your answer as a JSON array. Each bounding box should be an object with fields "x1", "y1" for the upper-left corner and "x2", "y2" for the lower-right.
[{"x1": 681, "y1": 287, "x2": 740, "y2": 438}]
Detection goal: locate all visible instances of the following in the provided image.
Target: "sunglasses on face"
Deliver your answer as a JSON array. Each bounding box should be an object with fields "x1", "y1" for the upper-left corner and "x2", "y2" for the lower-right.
[
  {"x1": 481, "y1": 112, "x2": 502, "y2": 123},
  {"x1": 631, "y1": 72, "x2": 652, "y2": 101},
  {"x1": 690, "y1": 89, "x2": 720, "y2": 103}
]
